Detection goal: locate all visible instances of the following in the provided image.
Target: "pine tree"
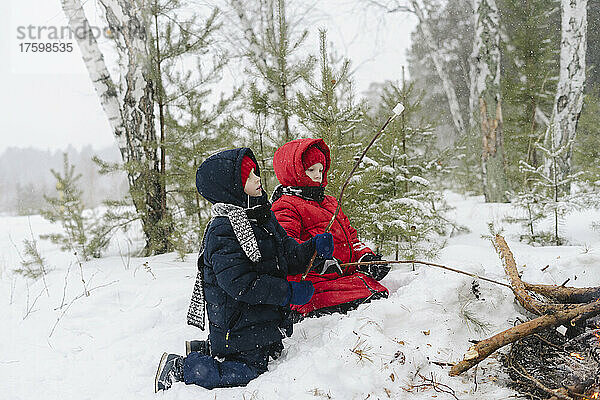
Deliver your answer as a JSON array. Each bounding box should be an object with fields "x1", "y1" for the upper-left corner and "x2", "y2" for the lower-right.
[
  {"x1": 296, "y1": 30, "x2": 366, "y2": 204},
  {"x1": 503, "y1": 190, "x2": 547, "y2": 243},
  {"x1": 41, "y1": 154, "x2": 109, "y2": 260},
  {"x1": 148, "y1": 1, "x2": 237, "y2": 258},
  {"x1": 499, "y1": 0, "x2": 560, "y2": 187},
  {"x1": 229, "y1": 0, "x2": 314, "y2": 191},
  {"x1": 358, "y1": 77, "x2": 455, "y2": 259},
  {"x1": 165, "y1": 85, "x2": 238, "y2": 259}
]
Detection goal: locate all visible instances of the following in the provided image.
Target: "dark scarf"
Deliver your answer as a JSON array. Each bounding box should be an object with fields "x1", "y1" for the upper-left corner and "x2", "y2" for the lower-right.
[
  {"x1": 245, "y1": 203, "x2": 271, "y2": 226},
  {"x1": 271, "y1": 184, "x2": 325, "y2": 203}
]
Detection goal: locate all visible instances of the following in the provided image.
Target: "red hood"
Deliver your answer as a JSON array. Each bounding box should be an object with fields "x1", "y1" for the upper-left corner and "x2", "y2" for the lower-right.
[{"x1": 273, "y1": 138, "x2": 331, "y2": 187}]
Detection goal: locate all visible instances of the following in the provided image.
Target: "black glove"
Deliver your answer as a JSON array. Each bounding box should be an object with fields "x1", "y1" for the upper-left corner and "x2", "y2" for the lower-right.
[
  {"x1": 313, "y1": 257, "x2": 343, "y2": 275},
  {"x1": 358, "y1": 253, "x2": 390, "y2": 281}
]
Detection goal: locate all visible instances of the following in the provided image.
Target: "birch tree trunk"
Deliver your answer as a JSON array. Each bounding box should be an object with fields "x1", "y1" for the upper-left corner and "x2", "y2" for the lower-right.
[
  {"x1": 409, "y1": 0, "x2": 466, "y2": 137},
  {"x1": 61, "y1": 0, "x2": 170, "y2": 254},
  {"x1": 470, "y1": 0, "x2": 508, "y2": 202},
  {"x1": 543, "y1": 0, "x2": 587, "y2": 192}
]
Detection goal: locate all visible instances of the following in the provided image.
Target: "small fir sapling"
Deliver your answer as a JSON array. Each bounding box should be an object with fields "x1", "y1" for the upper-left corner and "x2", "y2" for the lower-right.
[
  {"x1": 41, "y1": 153, "x2": 95, "y2": 259},
  {"x1": 515, "y1": 134, "x2": 585, "y2": 246},
  {"x1": 17, "y1": 238, "x2": 48, "y2": 280},
  {"x1": 356, "y1": 78, "x2": 457, "y2": 260},
  {"x1": 504, "y1": 189, "x2": 547, "y2": 244},
  {"x1": 41, "y1": 153, "x2": 117, "y2": 260},
  {"x1": 14, "y1": 222, "x2": 51, "y2": 292}
]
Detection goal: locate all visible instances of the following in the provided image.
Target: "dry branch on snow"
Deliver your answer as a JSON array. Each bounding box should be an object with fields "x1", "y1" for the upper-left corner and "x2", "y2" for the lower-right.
[{"x1": 451, "y1": 235, "x2": 600, "y2": 378}]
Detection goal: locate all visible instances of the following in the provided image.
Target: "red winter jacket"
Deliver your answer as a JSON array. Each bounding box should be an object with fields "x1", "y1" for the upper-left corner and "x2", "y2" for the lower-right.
[{"x1": 272, "y1": 138, "x2": 388, "y2": 315}]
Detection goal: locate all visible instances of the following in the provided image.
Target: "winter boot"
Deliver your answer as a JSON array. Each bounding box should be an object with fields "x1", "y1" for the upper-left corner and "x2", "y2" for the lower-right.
[
  {"x1": 185, "y1": 340, "x2": 210, "y2": 356},
  {"x1": 154, "y1": 353, "x2": 184, "y2": 392}
]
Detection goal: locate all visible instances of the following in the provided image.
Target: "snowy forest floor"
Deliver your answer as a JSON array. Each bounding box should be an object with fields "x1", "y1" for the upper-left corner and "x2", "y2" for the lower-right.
[{"x1": 2, "y1": 192, "x2": 600, "y2": 400}]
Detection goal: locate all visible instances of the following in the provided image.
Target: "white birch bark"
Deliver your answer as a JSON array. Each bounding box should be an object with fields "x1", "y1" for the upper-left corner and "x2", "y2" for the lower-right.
[
  {"x1": 60, "y1": 0, "x2": 127, "y2": 154},
  {"x1": 470, "y1": 0, "x2": 507, "y2": 202},
  {"x1": 410, "y1": 0, "x2": 466, "y2": 137},
  {"x1": 62, "y1": 0, "x2": 165, "y2": 252},
  {"x1": 98, "y1": 0, "x2": 157, "y2": 169},
  {"x1": 543, "y1": 0, "x2": 587, "y2": 186},
  {"x1": 61, "y1": 0, "x2": 156, "y2": 172}
]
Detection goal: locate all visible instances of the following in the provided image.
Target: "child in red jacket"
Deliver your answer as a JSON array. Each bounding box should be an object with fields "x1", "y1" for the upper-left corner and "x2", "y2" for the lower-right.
[{"x1": 271, "y1": 138, "x2": 390, "y2": 319}]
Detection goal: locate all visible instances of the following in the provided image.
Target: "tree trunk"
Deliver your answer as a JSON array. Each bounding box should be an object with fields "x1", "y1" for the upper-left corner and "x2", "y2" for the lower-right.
[
  {"x1": 154, "y1": 13, "x2": 168, "y2": 225},
  {"x1": 471, "y1": 0, "x2": 508, "y2": 202},
  {"x1": 543, "y1": 0, "x2": 587, "y2": 193},
  {"x1": 60, "y1": 0, "x2": 126, "y2": 149},
  {"x1": 61, "y1": 0, "x2": 170, "y2": 254},
  {"x1": 410, "y1": 0, "x2": 466, "y2": 137}
]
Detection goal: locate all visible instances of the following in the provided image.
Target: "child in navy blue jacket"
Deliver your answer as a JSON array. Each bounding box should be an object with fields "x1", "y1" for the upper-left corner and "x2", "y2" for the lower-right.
[{"x1": 155, "y1": 148, "x2": 334, "y2": 391}]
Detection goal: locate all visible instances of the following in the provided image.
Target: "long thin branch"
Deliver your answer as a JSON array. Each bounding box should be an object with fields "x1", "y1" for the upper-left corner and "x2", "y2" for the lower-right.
[
  {"x1": 340, "y1": 260, "x2": 512, "y2": 289},
  {"x1": 49, "y1": 280, "x2": 118, "y2": 337}
]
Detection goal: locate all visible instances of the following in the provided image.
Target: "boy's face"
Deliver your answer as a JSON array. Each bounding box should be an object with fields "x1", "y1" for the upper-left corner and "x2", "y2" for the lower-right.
[
  {"x1": 305, "y1": 162, "x2": 324, "y2": 184},
  {"x1": 244, "y1": 169, "x2": 262, "y2": 197}
]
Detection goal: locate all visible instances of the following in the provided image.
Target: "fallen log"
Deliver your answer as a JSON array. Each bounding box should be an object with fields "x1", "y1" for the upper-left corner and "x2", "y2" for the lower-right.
[
  {"x1": 523, "y1": 282, "x2": 600, "y2": 304},
  {"x1": 451, "y1": 235, "x2": 600, "y2": 377},
  {"x1": 449, "y1": 298, "x2": 600, "y2": 376},
  {"x1": 493, "y1": 235, "x2": 586, "y2": 315}
]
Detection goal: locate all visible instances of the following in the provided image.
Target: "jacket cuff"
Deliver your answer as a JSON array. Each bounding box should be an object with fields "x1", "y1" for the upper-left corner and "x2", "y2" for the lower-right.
[{"x1": 280, "y1": 282, "x2": 292, "y2": 306}]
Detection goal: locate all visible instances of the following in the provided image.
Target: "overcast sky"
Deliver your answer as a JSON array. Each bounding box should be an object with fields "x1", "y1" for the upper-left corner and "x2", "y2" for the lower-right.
[{"x1": 0, "y1": 0, "x2": 417, "y2": 153}]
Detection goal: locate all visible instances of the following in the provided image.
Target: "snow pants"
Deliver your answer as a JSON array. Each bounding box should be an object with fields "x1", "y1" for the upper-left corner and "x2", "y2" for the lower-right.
[{"x1": 182, "y1": 342, "x2": 282, "y2": 389}]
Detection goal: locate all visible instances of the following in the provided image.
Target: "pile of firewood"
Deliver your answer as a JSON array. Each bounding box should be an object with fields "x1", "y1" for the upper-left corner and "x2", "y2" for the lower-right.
[{"x1": 450, "y1": 235, "x2": 600, "y2": 400}]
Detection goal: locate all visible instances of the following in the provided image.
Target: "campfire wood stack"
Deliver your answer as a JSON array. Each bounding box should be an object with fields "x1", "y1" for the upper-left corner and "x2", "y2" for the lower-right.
[{"x1": 450, "y1": 235, "x2": 600, "y2": 400}]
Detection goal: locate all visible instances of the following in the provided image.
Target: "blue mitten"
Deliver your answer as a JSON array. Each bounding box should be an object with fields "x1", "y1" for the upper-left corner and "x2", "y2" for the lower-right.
[
  {"x1": 314, "y1": 232, "x2": 334, "y2": 259},
  {"x1": 285, "y1": 281, "x2": 315, "y2": 306}
]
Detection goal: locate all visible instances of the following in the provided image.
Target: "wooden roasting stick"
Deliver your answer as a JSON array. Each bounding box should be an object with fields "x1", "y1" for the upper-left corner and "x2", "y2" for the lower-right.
[
  {"x1": 340, "y1": 259, "x2": 512, "y2": 289},
  {"x1": 301, "y1": 103, "x2": 405, "y2": 280}
]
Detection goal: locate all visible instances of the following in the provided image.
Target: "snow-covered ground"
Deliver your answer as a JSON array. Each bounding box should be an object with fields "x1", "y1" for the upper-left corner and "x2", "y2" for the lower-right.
[{"x1": 2, "y1": 192, "x2": 600, "y2": 399}]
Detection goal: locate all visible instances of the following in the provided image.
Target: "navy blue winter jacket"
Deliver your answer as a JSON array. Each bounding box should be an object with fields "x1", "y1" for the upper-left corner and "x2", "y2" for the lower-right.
[{"x1": 196, "y1": 148, "x2": 316, "y2": 356}]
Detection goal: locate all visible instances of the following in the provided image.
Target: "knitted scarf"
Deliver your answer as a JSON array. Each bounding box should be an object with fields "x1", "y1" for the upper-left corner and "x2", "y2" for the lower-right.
[{"x1": 187, "y1": 203, "x2": 262, "y2": 330}]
